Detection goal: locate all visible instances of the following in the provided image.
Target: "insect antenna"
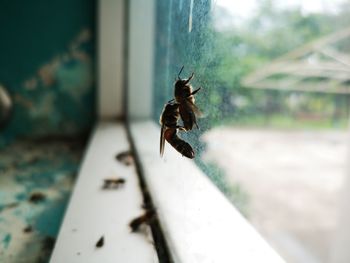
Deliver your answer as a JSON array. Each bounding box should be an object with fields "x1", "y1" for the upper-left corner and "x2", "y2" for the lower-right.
[{"x1": 178, "y1": 66, "x2": 184, "y2": 79}]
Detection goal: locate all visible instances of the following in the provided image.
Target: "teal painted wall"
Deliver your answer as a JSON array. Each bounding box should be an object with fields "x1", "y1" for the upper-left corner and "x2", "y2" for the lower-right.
[
  {"x1": 0, "y1": 1, "x2": 96, "y2": 261},
  {"x1": 0, "y1": 0, "x2": 97, "y2": 146},
  {"x1": 0, "y1": 138, "x2": 86, "y2": 262}
]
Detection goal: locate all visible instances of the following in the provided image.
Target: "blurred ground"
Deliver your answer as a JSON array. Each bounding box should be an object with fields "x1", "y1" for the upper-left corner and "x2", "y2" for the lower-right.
[{"x1": 202, "y1": 127, "x2": 347, "y2": 263}]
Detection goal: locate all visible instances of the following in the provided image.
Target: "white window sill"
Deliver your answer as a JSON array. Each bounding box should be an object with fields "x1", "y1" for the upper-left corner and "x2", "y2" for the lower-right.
[
  {"x1": 50, "y1": 122, "x2": 158, "y2": 263},
  {"x1": 51, "y1": 120, "x2": 285, "y2": 263},
  {"x1": 130, "y1": 120, "x2": 286, "y2": 263}
]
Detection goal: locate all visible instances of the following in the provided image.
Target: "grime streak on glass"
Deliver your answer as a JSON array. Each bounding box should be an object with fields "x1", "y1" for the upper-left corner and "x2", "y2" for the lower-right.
[
  {"x1": 165, "y1": 0, "x2": 174, "y2": 92},
  {"x1": 179, "y1": 0, "x2": 183, "y2": 11},
  {"x1": 188, "y1": 0, "x2": 194, "y2": 32}
]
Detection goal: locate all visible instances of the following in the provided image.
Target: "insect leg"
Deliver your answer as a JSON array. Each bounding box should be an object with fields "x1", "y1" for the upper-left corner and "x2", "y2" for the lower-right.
[
  {"x1": 195, "y1": 121, "x2": 199, "y2": 130},
  {"x1": 168, "y1": 124, "x2": 185, "y2": 130},
  {"x1": 190, "y1": 87, "x2": 201, "y2": 96},
  {"x1": 177, "y1": 126, "x2": 187, "y2": 131}
]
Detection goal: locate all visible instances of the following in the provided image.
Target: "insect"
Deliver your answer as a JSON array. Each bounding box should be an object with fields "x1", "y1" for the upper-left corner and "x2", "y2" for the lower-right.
[
  {"x1": 173, "y1": 66, "x2": 202, "y2": 131},
  {"x1": 159, "y1": 102, "x2": 195, "y2": 159},
  {"x1": 129, "y1": 209, "x2": 156, "y2": 232}
]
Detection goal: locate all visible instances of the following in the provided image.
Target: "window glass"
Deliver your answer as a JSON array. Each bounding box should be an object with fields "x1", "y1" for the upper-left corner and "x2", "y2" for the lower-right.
[{"x1": 153, "y1": 0, "x2": 350, "y2": 262}]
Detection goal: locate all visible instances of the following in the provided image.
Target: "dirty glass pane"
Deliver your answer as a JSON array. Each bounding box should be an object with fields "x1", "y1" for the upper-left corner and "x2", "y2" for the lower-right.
[{"x1": 153, "y1": 0, "x2": 350, "y2": 262}]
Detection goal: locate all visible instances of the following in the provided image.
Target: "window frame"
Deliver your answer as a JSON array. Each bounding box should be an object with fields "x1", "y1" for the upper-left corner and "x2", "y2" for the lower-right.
[
  {"x1": 51, "y1": 0, "x2": 286, "y2": 262},
  {"x1": 126, "y1": 0, "x2": 285, "y2": 262}
]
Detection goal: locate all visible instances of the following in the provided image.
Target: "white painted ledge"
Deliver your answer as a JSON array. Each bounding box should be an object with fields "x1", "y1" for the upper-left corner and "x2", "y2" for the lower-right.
[
  {"x1": 130, "y1": 120, "x2": 286, "y2": 263},
  {"x1": 50, "y1": 122, "x2": 157, "y2": 263}
]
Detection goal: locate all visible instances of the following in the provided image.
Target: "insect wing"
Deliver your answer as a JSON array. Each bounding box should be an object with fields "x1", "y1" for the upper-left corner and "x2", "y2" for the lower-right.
[
  {"x1": 186, "y1": 99, "x2": 203, "y2": 118},
  {"x1": 160, "y1": 124, "x2": 166, "y2": 157}
]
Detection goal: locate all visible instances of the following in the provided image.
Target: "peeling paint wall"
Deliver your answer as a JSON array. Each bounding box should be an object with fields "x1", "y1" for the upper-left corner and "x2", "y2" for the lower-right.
[
  {"x1": 0, "y1": 0, "x2": 97, "y2": 146},
  {"x1": 0, "y1": 0, "x2": 96, "y2": 261},
  {"x1": 0, "y1": 138, "x2": 86, "y2": 262}
]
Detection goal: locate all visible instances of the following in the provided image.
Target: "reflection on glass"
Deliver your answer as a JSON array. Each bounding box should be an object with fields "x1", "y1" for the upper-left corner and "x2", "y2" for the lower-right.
[{"x1": 153, "y1": 0, "x2": 350, "y2": 262}]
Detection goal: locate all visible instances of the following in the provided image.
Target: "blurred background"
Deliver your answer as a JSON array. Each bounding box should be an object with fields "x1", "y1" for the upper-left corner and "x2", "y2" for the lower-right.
[
  {"x1": 153, "y1": 0, "x2": 350, "y2": 262},
  {"x1": 0, "y1": 0, "x2": 96, "y2": 262}
]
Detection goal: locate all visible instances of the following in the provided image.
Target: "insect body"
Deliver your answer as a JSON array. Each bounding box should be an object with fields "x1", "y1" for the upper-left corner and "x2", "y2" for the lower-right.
[
  {"x1": 173, "y1": 66, "x2": 202, "y2": 131},
  {"x1": 159, "y1": 102, "x2": 195, "y2": 159}
]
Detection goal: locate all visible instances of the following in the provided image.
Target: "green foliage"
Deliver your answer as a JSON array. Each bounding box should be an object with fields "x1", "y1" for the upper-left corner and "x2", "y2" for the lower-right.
[
  {"x1": 196, "y1": 0, "x2": 350, "y2": 130},
  {"x1": 153, "y1": 0, "x2": 350, "y2": 214}
]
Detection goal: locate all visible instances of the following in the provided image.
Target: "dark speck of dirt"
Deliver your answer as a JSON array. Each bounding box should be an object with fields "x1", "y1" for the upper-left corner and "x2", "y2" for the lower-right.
[
  {"x1": 42, "y1": 236, "x2": 56, "y2": 250},
  {"x1": 95, "y1": 236, "x2": 104, "y2": 248},
  {"x1": 129, "y1": 209, "x2": 156, "y2": 233},
  {"x1": 23, "y1": 225, "x2": 33, "y2": 233},
  {"x1": 28, "y1": 192, "x2": 46, "y2": 203},
  {"x1": 115, "y1": 150, "x2": 134, "y2": 166},
  {"x1": 102, "y1": 178, "x2": 126, "y2": 189}
]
